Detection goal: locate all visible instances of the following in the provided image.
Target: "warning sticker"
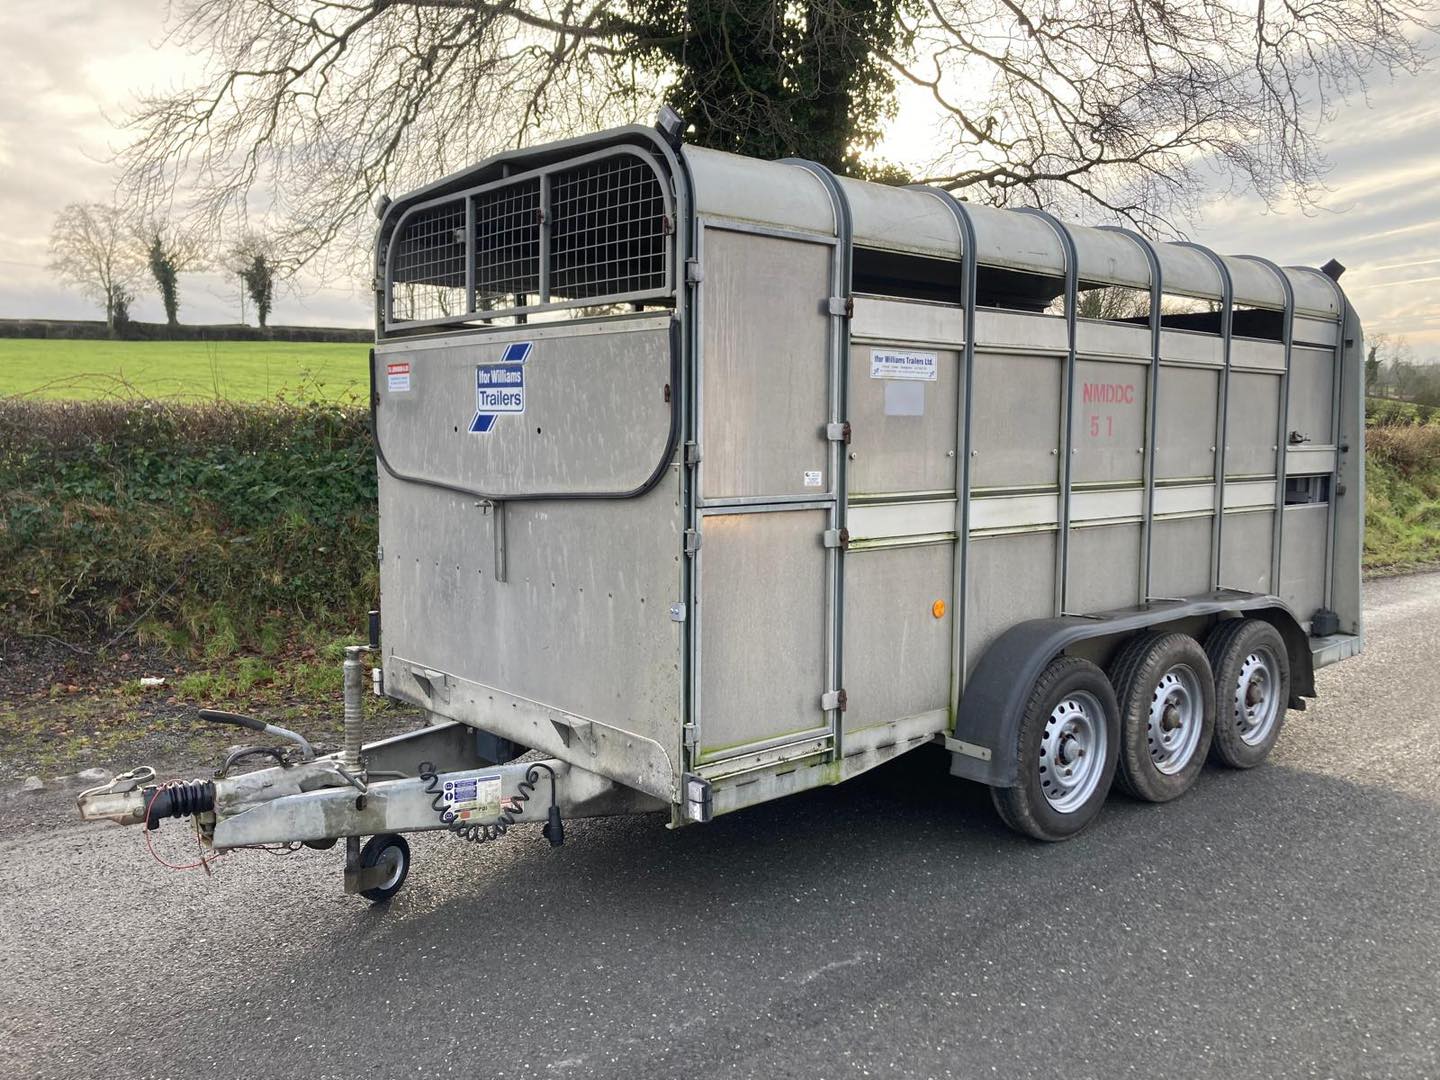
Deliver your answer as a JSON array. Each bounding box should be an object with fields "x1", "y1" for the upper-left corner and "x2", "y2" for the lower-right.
[
  {"x1": 803, "y1": 469, "x2": 824, "y2": 488},
  {"x1": 442, "y1": 773, "x2": 502, "y2": 821},
  {"x1": 387, "y1": 361, "x2": 411, "y2": 393},
  {"x1": 870, "y1": 349, "x2": 938, "y2": 381}
]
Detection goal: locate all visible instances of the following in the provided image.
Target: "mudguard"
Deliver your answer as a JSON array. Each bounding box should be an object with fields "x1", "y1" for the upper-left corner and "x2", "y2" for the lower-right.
[{"x1": 950, "y1": 592, "x2": 1312, "y2": 787}]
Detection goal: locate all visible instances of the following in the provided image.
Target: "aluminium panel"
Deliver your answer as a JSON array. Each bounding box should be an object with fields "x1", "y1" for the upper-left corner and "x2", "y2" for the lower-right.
[
  {"x1": 1158, "y1": 329, "x2": 1223, "y2": 367},
  {"x1": 1154, "y1": 365, "x2": 1219, "y2": 480},
  {"x1": 1288, "y1": 346, "x2": 1337, "y2": 446},
  {"x1": 1220, "y1": 510, "x2": 1275, "y2": 594},
  {"x1": 1074, "y1": 359, "x2": 1146, "y2": 485},
  {"x1": 684, "y1": 146, "x2": 835, "y2": 235},
  {"x1": 1280, "y1": 504, "x2": 1329, "y2": 623},
  {"x1": 376, "y1": 319, "x2": 674, "y2": 497},
  {"x1": 1149, "y1": 516, "x2": 1214, "y2": 598},
  {"x1": 1075, "y1": 320, "x2": 1152, "y2": 361},
  {"x1": 377, "y1": 469, "x2": 683, "y2": 789},
  {"x1": 700, "y1": 229, "x2": 832, "y2": 500},
  {"x1": 965, "y1": 530, "x2": 1056, "y2": 674},
  {"x1": 1068, "y1": 223, "x2": 1153, "y2": 289},
  {"x1": 1230, "y1": 339, "x2": 1287, "y2": 372},
  {"x1": 850, "y1": 297, "x2": 965, "y2": 346},
  {"x1": 847, "y1": 343, "x2": 959, "y2": 496},
  {"x1": 1285, "y1": 268, "x2": 1343, "y2": 319},
  {"x1": 842, "y1": 543, "x2": 952, "y2": 735},
  {"x1": 1225, "y1": 372, "x2": 1282, "y2": 476},
  {"x1": 697, "y1": 508, "x2": 828, "y2": 757},
  {"x1": 1226, "y1": 258, "x2": 1286, "y2": 310},
  {"x1": 970, "y1": 352, "x2": 1063, "y2": 490},
  {"x1": 1066, "y1": 524, "x2": 1142, "y2": 614},
  {"x1": 837, "y1": 176, "x2": 961, "y2": 260},
  {"x1": 965, "y1": 204, "x2": 1066, "y2": 275},
  {"x1": 1293, "y1": 315, "x2": 1340, "y2": 348},
  {"x1": 974, "y1": 310, "x2": 1068, "y2": 354}
]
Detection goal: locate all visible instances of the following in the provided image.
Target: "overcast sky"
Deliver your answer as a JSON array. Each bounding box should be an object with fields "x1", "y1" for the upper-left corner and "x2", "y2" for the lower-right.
[{"x1": 1, "y1": 0, "x2": 1436, "y2": 356}]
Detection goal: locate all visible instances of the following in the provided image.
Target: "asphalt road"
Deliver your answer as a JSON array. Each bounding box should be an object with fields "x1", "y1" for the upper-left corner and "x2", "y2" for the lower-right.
[{"x1": 2, "y1": 573, "x2": 1438, "y2": 1080}]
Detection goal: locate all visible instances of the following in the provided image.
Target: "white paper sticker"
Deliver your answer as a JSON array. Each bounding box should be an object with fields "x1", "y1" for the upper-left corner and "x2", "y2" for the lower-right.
[
  {"x1": 884, "y1": 380, "x2": 925, "y2": 416},
  {"x1": 803, "y1": 470, "x2": 824, "y2": 488},
  {"x1": 386, "y1": 361, "x2": 411, "y2": 392},
  {"x1": 870, "y1": 349, "x2": 938, "y2": 381}
]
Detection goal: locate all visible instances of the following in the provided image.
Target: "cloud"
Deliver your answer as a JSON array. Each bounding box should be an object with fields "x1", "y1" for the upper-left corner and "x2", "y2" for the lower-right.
[{"x1": 0, "y1": 0, "x2": 1436, "y2": 350}]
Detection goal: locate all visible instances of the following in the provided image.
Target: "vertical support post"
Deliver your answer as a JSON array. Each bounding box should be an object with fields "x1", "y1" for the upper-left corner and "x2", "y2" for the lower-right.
[
  {"x1": 779, "y1": 158, "x2": 853, "y2": 767},
  {"x1": 1323, "y1": 289, "x2": 1346, "y2": 611},
  {"x1": 1237, "y1": 255, "x2": 1295, "y2": 596},
  {"x1": 912, "y1": 186, "x2": 977, "y2": 710},
  {"x1": 1101, "y1": 227, "x2": 1164, "y2": 604},
  {"x1": 464, "y1": 195, "x2": 476, "y2": 315},
  {"x1": 341, "y1": 645, "x2": 367, "y2": 777},
  {"x1": 1177, "y1": 243, "x2": 1234, "y2": 591},
  {"x1": 538, "y1": 173, "x2": 552, "y2": 305},
  {"x1": 1017, "y1": 208, "x2": 1079, "y2": 616}
]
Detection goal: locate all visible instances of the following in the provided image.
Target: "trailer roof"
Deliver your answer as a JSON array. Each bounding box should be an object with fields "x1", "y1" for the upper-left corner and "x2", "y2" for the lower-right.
[{"x1": 682, "y1": 144, "x2": 1344, "y2": 318}]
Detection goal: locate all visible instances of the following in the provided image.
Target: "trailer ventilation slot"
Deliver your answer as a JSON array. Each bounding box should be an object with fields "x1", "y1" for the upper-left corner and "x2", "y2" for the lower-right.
[
  {"x1": 389, "y1": 203, "x2": 468, "y2": 324},
  {"x1": 385, "y1": 148, "x2": 674, "y2": 330},
  {"x1": 474, "y1": 180, "x2": 542, "y2": 308},
  {"x1": 551, "y1": 155, "x2": 668, "y2": 301}
]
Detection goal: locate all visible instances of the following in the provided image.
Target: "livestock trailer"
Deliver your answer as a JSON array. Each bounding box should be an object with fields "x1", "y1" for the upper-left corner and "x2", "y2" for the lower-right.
[{"x1": 80, "y1": 119, "x2": 1364, "y2": 900}]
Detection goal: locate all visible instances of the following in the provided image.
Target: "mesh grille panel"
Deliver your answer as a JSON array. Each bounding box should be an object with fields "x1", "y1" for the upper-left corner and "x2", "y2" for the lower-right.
[
  {"x1": 389, "y1": 202, "x2": 467, "y2": 322},
  {"x1": 551, "y1": 157, "x2": 667, "y2": 300},
  {"x1": 475, "y1": 180, "x2": 541, "y2": 306},
  {"x1": 386, "y1": 150, "x2": 670, "y2": 325}
]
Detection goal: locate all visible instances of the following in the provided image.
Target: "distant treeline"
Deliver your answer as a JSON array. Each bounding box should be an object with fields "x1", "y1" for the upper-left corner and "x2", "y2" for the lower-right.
[{"x1": 0, "y1": 318, "x2": 370, "y2": 344}]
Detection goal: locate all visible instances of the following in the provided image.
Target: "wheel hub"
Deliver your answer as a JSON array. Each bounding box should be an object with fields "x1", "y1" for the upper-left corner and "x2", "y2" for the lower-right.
[
  {"x1": 1146, "y1": 665, "x2": 1204, "y2": 776},
  {"x1": 1039, "y1": 692, "x2": 1107, "y2": 813},
  {"x1": 1234, "y1": 649, "x2": 1281, "y2": 746}
]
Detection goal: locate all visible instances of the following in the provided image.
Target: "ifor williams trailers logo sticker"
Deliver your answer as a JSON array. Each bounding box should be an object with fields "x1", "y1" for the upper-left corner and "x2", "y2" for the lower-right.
[{"x1": 469, "y1": 341, "x2": 532, "y2": 434}]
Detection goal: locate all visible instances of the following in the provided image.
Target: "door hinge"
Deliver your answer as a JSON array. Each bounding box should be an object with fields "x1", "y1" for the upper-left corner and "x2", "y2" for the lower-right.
[
  {"x1": 827, "y1": 296, "x2": 854, "y2": 318},
  {"x1": 668, "y1": 602, "x2": 687, "y2": 623},
  {"x1": 375, "y1": 545, "x2": 384, "y2": 563},
  {"x1": 684, "y1": 529, "x2": 703, "y2": 555},
  {"x1": 684, "y1": 440, "x2": 702, "y2": 466},
  {"x1": 822, "y1": 527, "x2": 850, "y2": 550},
  {"x1": 821, "y1": 688, "x2": 847, "y2": 712},
  {"x1": 682, "y1": 723, "x2": 699, "y2": 749},
  {"x1": 685, "y1": 257, "x2": 704, "y2": 284},
  {"x1": 825, "y1": 421, "x2": 851, "y2": 444}
]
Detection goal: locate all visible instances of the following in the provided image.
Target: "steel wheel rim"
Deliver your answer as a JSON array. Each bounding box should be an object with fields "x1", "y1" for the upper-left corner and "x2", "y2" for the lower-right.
[
  {"x1": 1147, "y1": 663, "x2": 1204, "y2": 775},
  {"x1": 1233, "y1": 646, "x2": 1282, "y2": 746},
  {"x1": 1039, "y1": 690, "x2": 1108, "y2": 813},
  {"x1": 374, "y1": 846, "x2": 405, "y2": 891}
]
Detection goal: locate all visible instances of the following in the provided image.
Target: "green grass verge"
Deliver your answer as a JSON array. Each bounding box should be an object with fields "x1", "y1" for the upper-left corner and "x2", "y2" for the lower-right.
[
  {"x1": 1364, "y1": 422, "x2": 1440, "y2": 572},
  {"x1": 0, "y1": 339, "x2": 370, "y2": 402}
]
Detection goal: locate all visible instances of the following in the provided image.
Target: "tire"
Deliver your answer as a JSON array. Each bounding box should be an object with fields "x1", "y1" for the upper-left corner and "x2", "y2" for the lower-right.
[
  {"x1": 1204, "y1": 619, "x2": 1290, "y2": 769},
  {"x1": 991, "y1": 656, "x2": 1120, "y2": 842},
  {"x1": 1108, "y1": 633, "x2": 1216, "y2": 803},
  {"x1": 358, "y1": 833, "x2": 411, "y2": 902}
]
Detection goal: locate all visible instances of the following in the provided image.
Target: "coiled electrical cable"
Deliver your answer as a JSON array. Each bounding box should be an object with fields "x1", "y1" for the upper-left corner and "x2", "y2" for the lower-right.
[{"x1": 418, "y1": 760, "x2": 560, "y2": 845}]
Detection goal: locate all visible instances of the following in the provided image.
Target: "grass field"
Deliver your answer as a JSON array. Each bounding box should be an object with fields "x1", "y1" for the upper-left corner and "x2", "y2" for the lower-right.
[{"x1": 0, "y1": 338, "x2": 370, "y2": 402}]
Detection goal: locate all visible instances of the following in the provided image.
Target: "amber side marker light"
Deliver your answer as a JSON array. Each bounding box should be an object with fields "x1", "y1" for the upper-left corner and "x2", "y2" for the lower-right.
[{"x1": 932, "y1": 599, "x2": 946, "y2": 619}]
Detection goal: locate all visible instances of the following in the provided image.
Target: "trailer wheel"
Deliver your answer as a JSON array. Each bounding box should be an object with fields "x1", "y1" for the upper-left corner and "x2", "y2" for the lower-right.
[
  {"x1": 991, "y1": 656, "x2": 1120, "y2": 842},
  {"x1": 358, "y1": 833, "x2": 411, "y2": 903},
  {"x1": 1205, "y1": 619, "x2": 1290, "y2": 769},
  {"x1": 1108, "y1": 633, "x2": 1215, "y2": 802}
]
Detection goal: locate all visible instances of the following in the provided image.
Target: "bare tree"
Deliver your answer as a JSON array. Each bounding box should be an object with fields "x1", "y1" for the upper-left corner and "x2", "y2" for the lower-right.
[
  {"x1": 49, "y1": 203, "x2": 145, "y2": 333},
  {"x1": 226, "y1": 231, "x2": 289, "y2": 328},
  {"x1": 136, "y1": 218, "x2": 209, "y2": 328},
  {"x1": 119, "y1": 0, "x2": 1432, "y2": 269}
]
